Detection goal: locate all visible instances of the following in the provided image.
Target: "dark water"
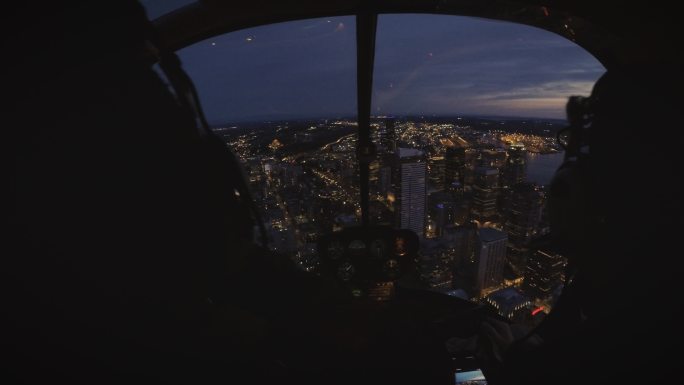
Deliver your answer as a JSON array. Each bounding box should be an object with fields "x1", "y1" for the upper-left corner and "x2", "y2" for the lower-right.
[{"x1": 525, "y1": 151, "x2": 565, "y2": 186}]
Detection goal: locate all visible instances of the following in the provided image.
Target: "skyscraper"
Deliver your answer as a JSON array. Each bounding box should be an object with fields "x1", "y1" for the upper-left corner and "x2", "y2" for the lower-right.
[
  {"x1": 478, "y1": 148, "x2": 507, "y2": 169},
  {"x1": 369, "y1": 157, "x2": 381, "y2": 194},
  {"x1": 443, "y1": 222, "x2": 478, "y2": 265},
  {"x1": 394, "y1": 148, "x2": 427, "y2": 238},
  {"x1": 447, "y1": 223, "x2": 480, "y2": 297},
  {"x1": 427, "y1": 152, "x2": 445, "y2": 189},
  {"x1": 476, "y1": 228, "x2": 507, "y2": 296},
  {"x1": 471, "y1": 166, "x2": 500, "y2": 224},
  {"x1": 502, "y1": 143, "x2": 527, "y2": 188},
  {"x1": 428, "y1": 191, "x2": 456, "y2": 236},
  {"x1": 503, "y1": 182, "x2": 544, "y2": 277},
  {"x1": 381, "y1": 117, "x2": 397, "y2": 153},
  {"x1": 524, "y1": 248, "x2": 566, "y2": 300},
  {"x1": 419, "y1": 239, "x2": 455, "y2": 291},
  {"x1": 444, "y1": 146, "x2": 466, "y2": 194}
]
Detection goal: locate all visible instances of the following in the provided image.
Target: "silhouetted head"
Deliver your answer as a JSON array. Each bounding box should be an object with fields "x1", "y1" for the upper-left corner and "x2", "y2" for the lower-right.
[
  {"x1": 549, "y1": 68, "x2": 679, "y2": 291},
  {"x1": 548, "y1": 73, "x2": 608, "y2": 263}
]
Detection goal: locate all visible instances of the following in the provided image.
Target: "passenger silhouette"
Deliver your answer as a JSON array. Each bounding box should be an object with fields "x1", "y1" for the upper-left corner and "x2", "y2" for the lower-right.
[
  {"x1": 476, "y1": 71, "x2": 681, "y2": 385},
  {"x1": 7, "y1": 1, "x2": 345, "y2": 383}
]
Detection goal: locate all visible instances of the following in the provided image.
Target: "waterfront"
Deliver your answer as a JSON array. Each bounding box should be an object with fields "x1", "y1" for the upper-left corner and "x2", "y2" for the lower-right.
[{"x1": 526, "y1": 151, "x2": 564, "y2": 186}]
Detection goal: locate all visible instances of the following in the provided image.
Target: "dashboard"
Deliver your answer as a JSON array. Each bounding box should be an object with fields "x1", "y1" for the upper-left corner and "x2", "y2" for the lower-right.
[{"x1": 317, "y1": 226, "x2": 420, "y2": 301}]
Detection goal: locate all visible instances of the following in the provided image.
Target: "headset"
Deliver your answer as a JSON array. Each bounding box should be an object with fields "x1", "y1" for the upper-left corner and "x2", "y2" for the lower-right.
[{"x1": 547, "y1": 74, "x2": 613, "y2": 261}]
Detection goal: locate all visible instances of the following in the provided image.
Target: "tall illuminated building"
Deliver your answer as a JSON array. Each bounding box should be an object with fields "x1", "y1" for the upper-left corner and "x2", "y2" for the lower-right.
[
  {"x1": 444, "y1": 146, "x2": 466, "y2": 194},
  {"x1": 478, "y1": 148, "x2": 507, "y2": 168},
  {"x1": 378, "y1": 164, "x2": 392, "y2": 198},
  {"x1": 524, "y1": 248, "x2": 566, "y2": 300},
  {"x1": 419, "y1": 240, "x2": 455, "y2": 290},
  {"x1": 470, "y1": 166, "x2": 499, "y2": 224},
  {"x1": 502, "y1": 143, "x2": 527, "y2": 188},
  {"x1": 443, "y1": 223, "x2": 479, "y2": 296},
  {"x1": 394, "y1": 148, "x2": 427, "y2": 238},
  {"x1": 381, "y1": 117, "x2": 397, "y2": 153},
  {"x1": 503, "y1": 182, "x2": 544, "y2": 277},
  {"x1": 369, "y1": 158, "x2": 381, "y2": 195},
  {"x1": 476, "y1": 228, "x2": 507, "y2": 296},
  {"x1": 428, "y1": 191, "x2": 458, "y2": 236},
  {"x1": 427, "y1": 152, "x2": 445, "y2": 189},
  {"x1": 445, "y1": 222, "x2": 478, "y2": 267}
]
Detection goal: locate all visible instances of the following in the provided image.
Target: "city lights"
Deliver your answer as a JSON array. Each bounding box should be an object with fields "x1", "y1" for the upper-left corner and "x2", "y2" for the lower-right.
[{"x1": 220, "y1": 115, "x2": 567, "y2": 316}]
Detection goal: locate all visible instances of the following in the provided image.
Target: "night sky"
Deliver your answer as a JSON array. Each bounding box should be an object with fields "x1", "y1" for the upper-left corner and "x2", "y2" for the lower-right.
[{"x1": 143, "y1": 1, "x2": 605, "y2": 124}]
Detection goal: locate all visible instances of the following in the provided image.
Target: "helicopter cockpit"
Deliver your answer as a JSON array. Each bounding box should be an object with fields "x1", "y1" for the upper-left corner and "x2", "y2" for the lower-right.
[
  {"x1": 9, "y1": 1, "x2": 681, "y2": 384},
  {"x1": 136, "y1": 0, "x2": 618, "y2": 380}
]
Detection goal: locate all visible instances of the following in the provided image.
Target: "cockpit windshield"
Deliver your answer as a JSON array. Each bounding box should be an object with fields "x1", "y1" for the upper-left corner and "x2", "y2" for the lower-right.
[
  {"x1": 142, "y1": 0, "x2": 196, "y2": 20},
  {"x1": 144, "y1": 2, "x2": 605, "y2": 325}
]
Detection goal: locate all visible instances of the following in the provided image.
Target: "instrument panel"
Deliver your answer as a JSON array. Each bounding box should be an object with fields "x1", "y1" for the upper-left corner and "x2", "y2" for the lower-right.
[{"x1": 317, "y1": 226, "x2": 420, "y2": 301}]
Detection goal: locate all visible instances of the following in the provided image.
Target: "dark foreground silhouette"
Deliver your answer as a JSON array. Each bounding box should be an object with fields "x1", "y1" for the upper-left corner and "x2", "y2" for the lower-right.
[{"x1": 7, "y1": 1, "x2": 682, "y2": 384}]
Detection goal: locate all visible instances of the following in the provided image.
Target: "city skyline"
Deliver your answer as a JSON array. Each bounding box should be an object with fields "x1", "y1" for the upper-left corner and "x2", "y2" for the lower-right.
[
  {"x1": 142, "y1": 0, "x2": 579, "y2": 323},
  {"x1": 222, "y1": 114, "x2": 568, "y2": 312}
]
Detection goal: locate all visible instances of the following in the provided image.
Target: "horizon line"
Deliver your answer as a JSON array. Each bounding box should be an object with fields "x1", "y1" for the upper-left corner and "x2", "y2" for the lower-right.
[{"x1": 211, "y1": 113, "x2": 568, "y2": 126}]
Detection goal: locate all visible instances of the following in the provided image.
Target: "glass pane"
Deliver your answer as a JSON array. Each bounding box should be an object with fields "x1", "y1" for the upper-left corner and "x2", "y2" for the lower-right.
[
  {"x1": 176, "y1": 17, "x2": 357, "y2": 271},
  {"x1": 371, "y1": 14, "x2": 605, "y2": 323}
]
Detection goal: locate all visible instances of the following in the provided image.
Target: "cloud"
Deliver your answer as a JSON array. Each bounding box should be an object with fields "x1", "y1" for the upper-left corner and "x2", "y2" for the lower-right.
[
  {"x1": 179, "y1": 13, "x2": 605, "y2": 122},
  {"x1": 472, "y1": 81, "x2": 597, "y2": 101},
  {"x1": 371, "y1": 25, "x2": 604, "y2": 119},
  {"x1": 374, "y1": 80, "x2": 599, "y2": 119},
  {"x1": 465, "y1": 80, "x2": 597, "y2": 117}
]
